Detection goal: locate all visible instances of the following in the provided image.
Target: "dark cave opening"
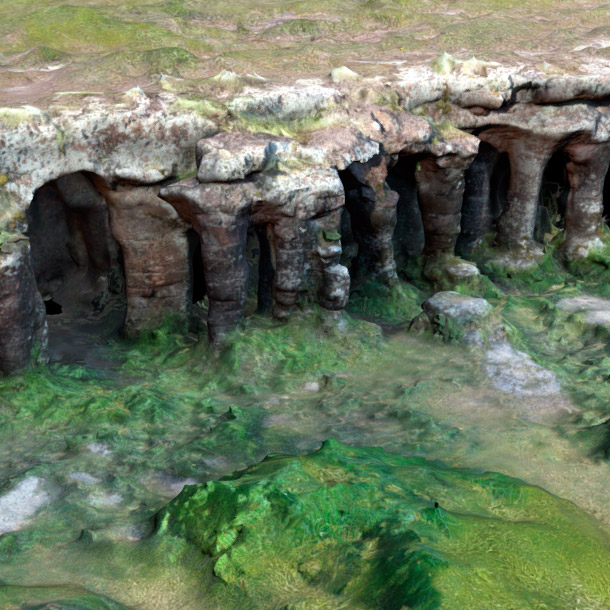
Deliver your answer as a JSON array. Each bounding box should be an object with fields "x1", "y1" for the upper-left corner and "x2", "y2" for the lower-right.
[
  {"x1": 456, "y1": 144, "x2": 509, "y2": 255},
  {"x1": 188, "y1": 228, "x2": 206, "y2": 305},
  {"x1": 247, "y1": 224, "x2": 274, "y2": 315},
  {"x1": 537, "y1": 149, "x2": 570, "y2": 241},
  {"x1": 26, "y1": 172, "x2": 126, "y2": 365},
  {"x1": 44, "y1": 298, "x2": 63, "y2": 315},
  {"x1": 386, "y1": 154, "x2": 425, "y2": 268}
]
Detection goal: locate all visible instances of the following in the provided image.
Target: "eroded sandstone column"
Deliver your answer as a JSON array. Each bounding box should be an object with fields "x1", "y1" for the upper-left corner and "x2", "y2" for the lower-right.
[
  {"x1": 159, "y1": 180, "x2": 253, "y2": 343},
  {"x1": 313, "y1": 209, "x2": 350, "y2": 312},
  {"x1": 0, "y1": 239, "x2": 47, "y2": 375},
  {"x1": 344, "y1": 154, "x2": 399, "y2": 285},
  {"x1": 477, "y1": 130, "x2": 557, "y2": 251},
  {"x1": 253, "y1": 166, "x2": 349, "y2": 319},
  {"x1": 269, "y1": 217, "x2": 307, "y2": 320},
  {"x1": 562, "y1": 141, "x2": 610, "y2": 260},
  {"x1": 415, "y1": 153, "x2": 474, "y2": 256},
  {"x1": 95, "y1": 181, "x2": 191, "y2": 337}
]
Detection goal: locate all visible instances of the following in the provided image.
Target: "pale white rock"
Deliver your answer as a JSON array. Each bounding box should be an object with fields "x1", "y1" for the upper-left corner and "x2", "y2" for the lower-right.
[
  {"x1": 330, "y1": 66, "x2": 360, "y2": 83},
  {"x1": 0, "y1": 476, "x2": 50, "y2": 534},
  {"x1": 485, "y1": 343, "x2": 560, "y2": 397},
  {"x1": 303, "y1": 381, "x2": 321, "y2": 393},
  {"x1": 88, "y1": 492, "x2": 123, "y2": 507},
  {"x1": 69, "y1": 472, "x2": 102, "y2": 485},
  {"x1": 87, "y1": 442, "x2": 113, "y2": 457},
  {"x1": 423, "y1": 291, "x2": 492, "y2": 325}
]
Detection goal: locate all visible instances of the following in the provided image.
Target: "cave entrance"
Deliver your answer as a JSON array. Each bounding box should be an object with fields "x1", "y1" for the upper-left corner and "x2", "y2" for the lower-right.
[
  {"x1": 537, "y1": 150, "x2": 570, "y2": 241},
  {"x1": 386, "y1": 154, "x2": 425, "y2": 270},
  {"x1": 26, "y1": 172, "x2": 125, "y2": 366},
  {"x1": 338, "y1": 154, "x2": 425, "y2": 283},
  {"x1": 246, "y1": 224, "x2": 274, "y2": 316},
  {"x1": 456, "y1": 145, "x2": 509, "y2": 255}
]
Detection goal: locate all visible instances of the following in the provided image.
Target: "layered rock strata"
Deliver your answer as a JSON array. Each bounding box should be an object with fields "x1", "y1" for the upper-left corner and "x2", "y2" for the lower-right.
[{"x1": 2, "y1": 68, "x2": 610, "y2": 373}]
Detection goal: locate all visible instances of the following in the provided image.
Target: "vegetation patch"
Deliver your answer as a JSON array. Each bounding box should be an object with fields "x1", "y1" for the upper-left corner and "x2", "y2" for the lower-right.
[{"x1": 157, "y1": 439, "x2": 610, "y2": 609}]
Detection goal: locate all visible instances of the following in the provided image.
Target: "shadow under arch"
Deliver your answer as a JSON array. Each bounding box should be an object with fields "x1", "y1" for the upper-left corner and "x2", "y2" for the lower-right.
[{"x1": 26, "y1": 170, "x2": 126, "y2": 367}]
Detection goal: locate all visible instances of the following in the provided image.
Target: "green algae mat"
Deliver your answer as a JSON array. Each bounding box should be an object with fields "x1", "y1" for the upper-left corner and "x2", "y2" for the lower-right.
[{"x1": 4, "y1": 440, "x2": 610, "y2": 609}]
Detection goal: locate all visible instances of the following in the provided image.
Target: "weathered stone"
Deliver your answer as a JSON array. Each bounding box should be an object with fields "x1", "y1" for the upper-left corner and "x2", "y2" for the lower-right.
[
  {"x1": 415, "y1": 151, "x2": 477, "y2": 255},
  {"x1": 422, "y1": 291, "x2": 492, "y2": 325},
  {"x1": 0, "y1": 476, "x2": 49, "y2": 534},
  {"x1": 557, "y1": 295, "x2": 610, "y2": 326},
  {"x1": 485, "y1": 343, "x2": 561, "y2": 398},
  {"x1": 562, "y1": 141, "x2": 610, "y2": 260},
  {"x1": 0, "y1": 238, "x2": 47, "y2": 375},
  {"x1": 95, "y1": 180, "x2": 192, "y2": 337},
  {"x1": 456, "y1": 142, "x2": 500, "y2": 253}
]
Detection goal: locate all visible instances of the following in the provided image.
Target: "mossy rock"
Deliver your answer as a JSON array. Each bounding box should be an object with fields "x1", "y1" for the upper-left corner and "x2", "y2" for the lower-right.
[{"x1": 157, "y1": 439, "x2": 610, "y2": 609}]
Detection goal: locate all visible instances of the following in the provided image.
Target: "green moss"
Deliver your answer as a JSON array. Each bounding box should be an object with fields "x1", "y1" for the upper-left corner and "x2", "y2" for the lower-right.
[
  {"x1": 348, "y1": 279, "x2": 425, "y2": 325},
  {"x1": 157, "y1": 439, "x2": 610, "y2": 609},
  {"x1": 0, "y1": 586, "x2": 126, "y2": 609},
  {"x1": 170, "y1": 96, "x2": 228, "y2": 121},
  {"x1": 261, "y1": 19, "x2": 336, "y2": 37},
  {"x1": 96, "y1": 47, "x2": 201, "y2": 77},
  {"x1": 17, "y1": 5, "x2": 205, "y2": 54},
  {"x1": 230, "y1": 108, "x2": 345, "y2": 141}
]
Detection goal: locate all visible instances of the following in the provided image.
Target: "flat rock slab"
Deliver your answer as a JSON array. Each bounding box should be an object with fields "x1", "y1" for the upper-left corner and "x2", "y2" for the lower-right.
[
  {"x1": 556, "y1": 295, "x2": 610, "y2": 325},
  {"x1": 423, "y1": 291, "x2": 493, "y2": 325},
  {"x1": 0, "y1": 476, "x2": 50, "y2": 534},
  {"x1": 485, "y1": 343, "x2": 561, "y2": 397}
]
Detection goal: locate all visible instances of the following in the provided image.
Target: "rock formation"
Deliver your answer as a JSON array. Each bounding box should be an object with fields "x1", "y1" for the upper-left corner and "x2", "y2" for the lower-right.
[{"x1": 2, "y1": 59, "x2": 610, "y2": 373}]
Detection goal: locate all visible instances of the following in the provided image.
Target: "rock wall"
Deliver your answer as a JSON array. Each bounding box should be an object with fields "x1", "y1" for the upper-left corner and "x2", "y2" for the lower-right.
[{"x1": 2, "y1": 68, "x2": 610, "y2": 373}]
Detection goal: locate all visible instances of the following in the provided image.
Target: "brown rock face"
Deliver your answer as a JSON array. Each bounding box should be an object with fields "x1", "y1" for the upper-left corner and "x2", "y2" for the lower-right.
[
  {"x1": 0, "y1": 240, "x2": 47, "y2": 375},
  {"x1": 563, "y1": 141, "x2": 610, "y2": 260},
  {"x1": 95, "y1": 180, "x2": 192, "y2": 337},
  {"x1": 457, "y1": 142, "x2": 501, "y2": 254},
  {"x1": 160, "y1": 152, "x2": 350, "y2": 342},
  {"x1": 4, "y1": 82, "x2": 610, "y2": 375},
  {"x1": 415, "y1": 153, "x2": 477, "y2": 256}
]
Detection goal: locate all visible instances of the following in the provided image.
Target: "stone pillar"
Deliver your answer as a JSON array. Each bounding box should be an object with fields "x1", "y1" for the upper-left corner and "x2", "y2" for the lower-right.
[
  {"x1": 563, "y1": 142, "x2": 610, "y2": 260},
  {"x1": 96, "y1": 182, "x2": 191, "y2": 337},
  {"x1": 415, "y1": 153, "x2": 474, "y2": 256},
  {"x1": 456, "y1": 143, "x2": 500, "y2": 254},
  {"x1": 0, "y1": 239, "x2": 47, "y2": 375},
  {"x1": 344, "y1": 154, "x2": 399, "y2": 284},
  {"x1": 313, "y1": 209, "x2": 350, "y2": 312},
  {"x1": 159, "y1": 180, "x2": 253, "y2": 343},
  {"x1": 488, "y1": 136, "x2": 556, "y2": 250},
  {"x1": 269, "y1": 217, "x2": 307, "y2": 320}
]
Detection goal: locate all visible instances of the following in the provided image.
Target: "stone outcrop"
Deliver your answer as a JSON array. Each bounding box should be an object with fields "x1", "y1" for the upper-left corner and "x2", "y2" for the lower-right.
[
  {"x1": 2, "y1": 64, "x2": 610, "y2": 373},
  {"x1": 0, "y1": 238, "x2": 47, "y2": 374},
  {"x1": 93, "y1": 179, "x2": 192, "y2": 337},
  {"x1": 159, "y1": 139, "x2": 350, "y2": 341}
]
